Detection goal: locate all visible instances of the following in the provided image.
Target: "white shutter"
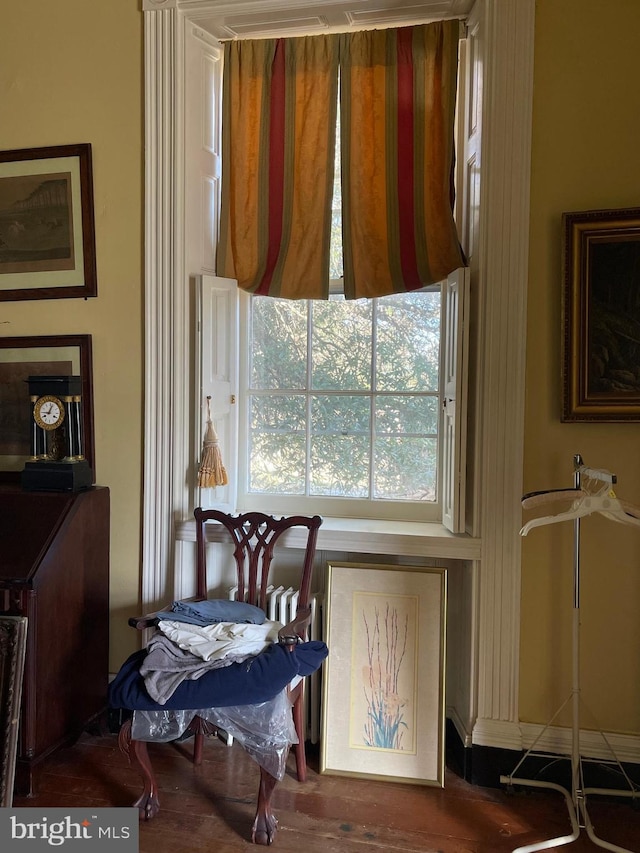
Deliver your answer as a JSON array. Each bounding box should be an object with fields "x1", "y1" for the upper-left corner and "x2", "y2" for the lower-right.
[
  {"x1": 184, "y1": 24, "x2": 222, "y2": 276},
  {"x1": 197, "y1": 274, "x2": 239, "y2": 512},
  {"x1": 441, "y1": 266, "x2": 470, "y2": 533}
]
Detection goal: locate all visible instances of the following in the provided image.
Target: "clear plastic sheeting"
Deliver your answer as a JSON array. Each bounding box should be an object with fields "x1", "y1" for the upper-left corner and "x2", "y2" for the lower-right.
[{"x1": 131, "y1": 690, "x2": 298, "y2": 780}]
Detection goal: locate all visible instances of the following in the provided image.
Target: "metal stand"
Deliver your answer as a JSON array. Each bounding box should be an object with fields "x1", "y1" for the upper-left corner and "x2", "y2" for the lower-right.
[{"x1": 500, "y1": 454, "x2": 640, "y2": 853}]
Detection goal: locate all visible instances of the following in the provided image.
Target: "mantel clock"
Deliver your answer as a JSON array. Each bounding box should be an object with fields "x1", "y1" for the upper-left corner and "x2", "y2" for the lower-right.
[{"x1": 21, "y1": 375, "x2": 93, "y2": 492}]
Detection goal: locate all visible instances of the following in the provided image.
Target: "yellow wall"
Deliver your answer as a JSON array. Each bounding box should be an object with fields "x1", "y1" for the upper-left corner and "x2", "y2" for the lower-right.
[
  {"x1": 1, "y1": 0, "x2": 143, "y2": 669},
  {"x1": 3, "y1": 0, "x2": 638, "y2": 738},
  {"x1": 523, "y1": 0, "x2": 640, "y2": 733}
]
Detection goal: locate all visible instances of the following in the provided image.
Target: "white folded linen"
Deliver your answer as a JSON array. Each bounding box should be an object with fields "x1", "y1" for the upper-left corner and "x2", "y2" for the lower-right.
[{"x1": 157, "y1": 619, "x2": 282, "y2": 662}]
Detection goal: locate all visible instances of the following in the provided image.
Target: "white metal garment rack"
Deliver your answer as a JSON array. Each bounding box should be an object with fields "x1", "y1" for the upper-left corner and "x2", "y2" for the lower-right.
[{"x1": 500, "y1": 454, "x2": 640, "y2": 853}]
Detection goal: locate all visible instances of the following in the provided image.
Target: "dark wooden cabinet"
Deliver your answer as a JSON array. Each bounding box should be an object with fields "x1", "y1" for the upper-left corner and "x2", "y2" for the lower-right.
[{"x1": 0, "y1": 485, "x2": 109, "y2": 797}]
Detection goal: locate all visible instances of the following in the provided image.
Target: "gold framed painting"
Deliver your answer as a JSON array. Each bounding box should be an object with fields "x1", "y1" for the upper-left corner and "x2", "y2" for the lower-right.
[
  {"x1": 0, "y1": 143, "x2": 97, "y2": 301},
  {"x1": 320, "y1": 561, "x2": 447, "y2": 786},
  {"x1": 562, "y1": 206, "x2": 640, "y2": 421}
]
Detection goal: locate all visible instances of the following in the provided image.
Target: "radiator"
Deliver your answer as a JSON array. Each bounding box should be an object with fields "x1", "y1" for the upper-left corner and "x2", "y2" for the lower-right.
[{"x1": 228, "y1": 584, "x2": 324, "y2": 743}]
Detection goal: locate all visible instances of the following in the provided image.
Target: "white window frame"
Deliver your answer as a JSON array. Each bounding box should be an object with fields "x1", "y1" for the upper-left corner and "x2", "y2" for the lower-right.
[{"x1": 199, "y1": 268, "x2": 468, "y2": 527}]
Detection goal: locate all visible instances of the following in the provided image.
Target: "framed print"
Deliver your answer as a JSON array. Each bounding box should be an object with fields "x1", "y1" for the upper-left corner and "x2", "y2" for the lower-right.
[
  {"x1": 562, "y1": 207, "x2": 640, "y2": 421},
  {"x1": 321, "y1": 562, "x2": 447, "y2": 786},
  {"x1": 0, "y1": 144, "x2": 97, "y2": 301},
  {"x1": 0, "y1": 616, "x2": 27, "y2": 807},
  {"x1": 0, "y1": 335, "x2": 94, "y2": 481}
]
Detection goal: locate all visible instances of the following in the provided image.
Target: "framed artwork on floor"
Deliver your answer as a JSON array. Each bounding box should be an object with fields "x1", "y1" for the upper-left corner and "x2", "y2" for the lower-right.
[{"x1": 320, "y1": 561, "x2": 447, "y2": 786}]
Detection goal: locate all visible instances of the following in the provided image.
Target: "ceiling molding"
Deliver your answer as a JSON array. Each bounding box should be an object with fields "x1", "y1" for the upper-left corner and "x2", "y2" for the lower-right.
[{"x1": 146, "y1": 0, "x2": 474, "y2": 40}]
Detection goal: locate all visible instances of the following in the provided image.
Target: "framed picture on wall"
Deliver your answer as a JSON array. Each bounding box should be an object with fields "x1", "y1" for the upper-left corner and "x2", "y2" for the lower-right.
[
  {"x1": 562, "y1": 206, "x2": 640, "y2": 421},
  {"x1": 320, "y1": 561, "x2": 447, "y2": 786},
  {"x1": 0, "y1": 144, "x2": 97, "y2": 301},
  {"x1": 0, "y1": 334, "x2": 94, "y2": 481}
]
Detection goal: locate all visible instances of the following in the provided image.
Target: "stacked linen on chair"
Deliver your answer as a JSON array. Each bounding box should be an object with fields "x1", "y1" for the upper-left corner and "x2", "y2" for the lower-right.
[
  {"x1": 133, "y1": 597, "x2": 277, "y2": 705},
  {"x1": 108, "y1": 596, "x2": 329, "y2": 779},
  {"x1": 153, "y1": 598, "x2": 266, "y2": 627},
  {"x1": 108, "y1": 595, "x2": 328, "y2": 711},
  {"x1": 108, "y1": 636, "x2": 328, "y2": 779},
  {"x1": 140, "y1": 620, "x2": 282, "y2": 705}
]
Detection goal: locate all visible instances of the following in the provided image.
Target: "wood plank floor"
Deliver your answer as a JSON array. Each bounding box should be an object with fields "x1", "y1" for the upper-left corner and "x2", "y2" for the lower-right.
[{"x1": 12, "y1": 732, "x2": 640, "y2": 852}]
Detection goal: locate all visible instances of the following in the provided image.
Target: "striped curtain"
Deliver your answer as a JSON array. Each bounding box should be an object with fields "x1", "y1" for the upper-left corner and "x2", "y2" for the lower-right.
[
  {"x1": 217, "y1": 35, "x2": 339, "y2": 299},
  {"x1": 340, "y1": 22, "x2": 465, "y2": 298}
]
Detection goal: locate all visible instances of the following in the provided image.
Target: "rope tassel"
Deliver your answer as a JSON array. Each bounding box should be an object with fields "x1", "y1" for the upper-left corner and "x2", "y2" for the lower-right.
[{"x1": 197, "y1": 396, "x2": 228, "y2": 487}]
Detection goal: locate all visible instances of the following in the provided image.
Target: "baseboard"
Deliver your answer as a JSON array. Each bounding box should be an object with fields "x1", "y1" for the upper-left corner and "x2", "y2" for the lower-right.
[{"x1": 445, "y1": 717, "x2": 640, "y2": 795}]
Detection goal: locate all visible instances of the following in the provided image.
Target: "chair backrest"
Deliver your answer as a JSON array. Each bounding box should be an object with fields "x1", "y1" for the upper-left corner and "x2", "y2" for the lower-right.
[{"x1": 194, "y1": 509, "x2": 322, "y2": 616}]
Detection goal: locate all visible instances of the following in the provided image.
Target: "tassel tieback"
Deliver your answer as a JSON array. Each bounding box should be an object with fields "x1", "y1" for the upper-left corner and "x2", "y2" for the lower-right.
[{"x1": 197, "y1": 396, "x2": 228, "y2": 487}]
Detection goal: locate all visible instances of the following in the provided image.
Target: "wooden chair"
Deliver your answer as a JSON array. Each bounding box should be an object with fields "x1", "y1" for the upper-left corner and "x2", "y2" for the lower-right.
[{"x1": 114, "y1": 509, "x2": 323, "y2": 844}]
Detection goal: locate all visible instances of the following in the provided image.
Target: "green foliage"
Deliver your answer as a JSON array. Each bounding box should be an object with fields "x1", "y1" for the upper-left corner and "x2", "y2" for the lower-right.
[{"x1": 248, "y1": 291, "x2": 440, "y2": 501}]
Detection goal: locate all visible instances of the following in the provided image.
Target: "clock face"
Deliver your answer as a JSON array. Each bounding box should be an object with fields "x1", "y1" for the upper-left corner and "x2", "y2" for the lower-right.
[{"x1": 34, "y1": 395, "x2": 65, "y2": 431}]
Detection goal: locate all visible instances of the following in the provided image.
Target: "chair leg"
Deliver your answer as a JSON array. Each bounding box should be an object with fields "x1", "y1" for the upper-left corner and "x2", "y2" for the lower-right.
[
  {"x1": 118, "y1": 718, "x2": 161, "y2": 820},
  {"x1": 189, "y1": 715, "x2": 219, "y2": 764},
  {"x1": 291, "y1": 691, "x2": 307, "y2": 783},
  {"x1": 252, "y1": 765, "x2": 279, "y2": 845},
  {"x1": 193, "y1": 730, "x2": 205, "y2": 765}
]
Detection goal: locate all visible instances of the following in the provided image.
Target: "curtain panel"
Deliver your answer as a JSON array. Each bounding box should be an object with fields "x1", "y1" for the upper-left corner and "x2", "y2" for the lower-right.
[
  {"x1": 340, "y1": 21, "x2": 465, "y2": 298},
  {"x1": 217, "y1": 22, "x2": 464, "y2": 300},
  {"x1": 217, "y1": 35, "x2": 339, "y2": 299}
]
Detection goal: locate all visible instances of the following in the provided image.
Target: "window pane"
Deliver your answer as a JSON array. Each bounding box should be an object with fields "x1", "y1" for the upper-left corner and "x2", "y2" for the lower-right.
[
  {"x1": 375, "y1": 292, "x2": 440, "y2": 392},
  {"x1": 311, "y1": 298, "x2": 371, "y2": 390},
  {"x1": 374, "y1": 436, "x2": 437, "y2": 501},
  {"x1": 376, "y1": 395, "x2": 439, "y2": 435},
  {"x1": 310, "y1": 395, "x2": 370, "y2": 497},
  {"x1": 250, "y1": 394, "x2": 306, "y2": 431},
  {"x1": 249, "y1": 433, "x2": 306, "y2": 494},
  {"x1": 310, "y1": 435, "x2": 369, "y2": 496},
  {"x1": 311, "y1": 394, "x2": 370, "y2": 433},
  {"x1": 249, "y1": 395, "x2": 306, "y2": 494},
  {"x1": 250, "y1": 297, "x2": 307, "y2": 389}
]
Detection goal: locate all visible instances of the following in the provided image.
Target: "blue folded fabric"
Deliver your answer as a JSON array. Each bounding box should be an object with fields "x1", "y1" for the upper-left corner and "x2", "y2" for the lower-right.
[
  {"x1": 108, "y1": 640, "x2": 328, "y2": 711},
  {"x1": 154, "y1": 598, "x2": 266, "y2": 626}
]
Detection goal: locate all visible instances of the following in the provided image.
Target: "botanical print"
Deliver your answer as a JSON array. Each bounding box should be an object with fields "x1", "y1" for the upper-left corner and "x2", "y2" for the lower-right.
[{"x1": 350, "y1": 591, "x2": 417, "y2": 753}]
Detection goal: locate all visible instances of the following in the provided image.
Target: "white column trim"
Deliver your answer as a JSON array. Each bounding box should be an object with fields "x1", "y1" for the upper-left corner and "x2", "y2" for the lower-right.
[
  {"x1": 471, "y1": 0, "x2": 535, "y2": 747},
  {"x1": 142, "y1": 6, "x2": 188, "y2": 612}
]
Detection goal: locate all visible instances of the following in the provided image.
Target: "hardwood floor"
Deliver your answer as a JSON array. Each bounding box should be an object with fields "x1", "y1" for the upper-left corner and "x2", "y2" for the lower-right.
[{"x1": 12, "y1": 732, "x2": 640, "y2": 852}]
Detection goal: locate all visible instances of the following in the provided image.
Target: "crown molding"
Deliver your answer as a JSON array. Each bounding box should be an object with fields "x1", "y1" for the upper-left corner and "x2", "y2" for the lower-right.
[
  {"x1": 143, "y1": 1, "x2": 474, "y2": 40},
  {"x1": 142, "y1": 0, "x2": 178, "y2": 9}
]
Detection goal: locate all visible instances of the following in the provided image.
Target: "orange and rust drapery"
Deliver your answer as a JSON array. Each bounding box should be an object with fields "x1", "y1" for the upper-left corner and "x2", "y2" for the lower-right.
[
  {"x1": 339, "y1": 21, "x2": 465, "y2": 298},
  {"x1": 217, "y1": 35, "x2": 339, "y2": 299},
  {"x1": 217, "y1": 21, "x2": 464, "y2": 300}
]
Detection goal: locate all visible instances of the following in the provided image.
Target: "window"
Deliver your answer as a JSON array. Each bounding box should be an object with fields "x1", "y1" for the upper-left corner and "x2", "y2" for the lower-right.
[
  {"x1": 198, "y1": 266, "x2": 467, "y2": 528},
  {"x1": 241, "y1": 288, "x2": 442, "y2": 522}
]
